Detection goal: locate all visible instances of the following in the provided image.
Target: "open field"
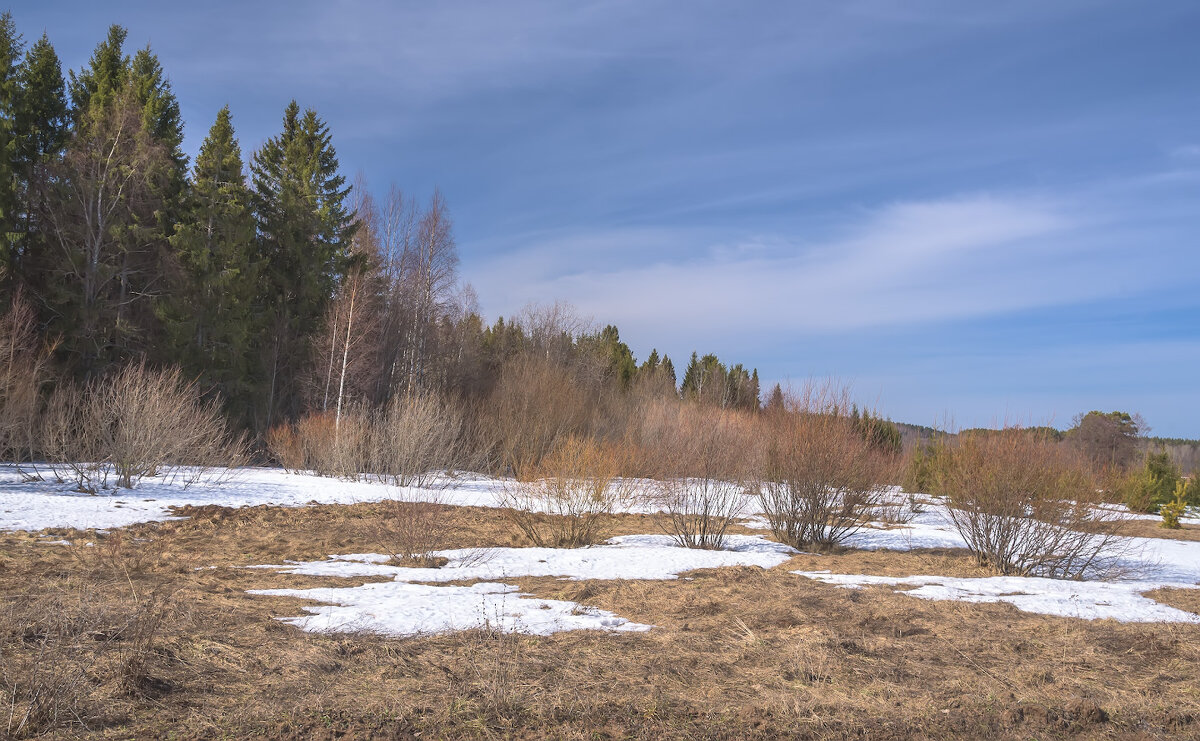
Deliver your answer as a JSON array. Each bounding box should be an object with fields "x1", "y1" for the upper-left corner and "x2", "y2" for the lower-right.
[{"x1": 3, "y1": 468, "x2": 1200, "y2": 739}]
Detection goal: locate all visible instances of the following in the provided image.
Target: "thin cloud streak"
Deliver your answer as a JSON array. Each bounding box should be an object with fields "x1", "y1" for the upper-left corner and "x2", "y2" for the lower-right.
[{"x1": 470, "y1": 194, "x2": 1122, "y2": 337}]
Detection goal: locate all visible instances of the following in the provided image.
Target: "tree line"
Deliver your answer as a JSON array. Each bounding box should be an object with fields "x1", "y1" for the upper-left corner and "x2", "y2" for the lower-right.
[{"x1": 0, "y1": 15, "x2": 779, "y2": 444}]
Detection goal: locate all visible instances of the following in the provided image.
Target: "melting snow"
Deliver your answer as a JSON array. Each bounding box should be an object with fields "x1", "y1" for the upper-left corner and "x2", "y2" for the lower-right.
[
  {"x1": 249, "y1": 534, "x2": 796, "y2": 637},
  {"x1": 6, "y1": 464, "x2": 1200, "y2": 626},
  {"x1": 792, "y1": 571, "x2": 1200, "y2": 623},
  {"x1": 784, "y1": 496, "x2": 1200, "y2": 623}
]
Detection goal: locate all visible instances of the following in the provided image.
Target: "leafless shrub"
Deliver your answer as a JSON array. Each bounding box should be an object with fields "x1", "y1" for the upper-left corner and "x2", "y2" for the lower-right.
[
  {"x1": 0, "y1": 292, "x2": 54, "y2": 469},
  {"x1": 101, "y1": 363, "x2": 245, "y2": 488},
  {"x1": 370, "y1": 391, "x2": 475, "y2": 487},
  {"x1": 37, "y1": 363, "x2": 244, "y2": 491},
  {"x1": 370, "y1": 491, "x2": 452, "y2": 568},
  {"x1": 644, "y1": 402, "x2": 759, "y2": 549},
  {"x1": 265, "y1": 423, "x2": 306, "y2": 473},
  {"x1": 317, "y1": 407, "x2": 372, "y2": 479},
  {"x1": 757, "y1": 387, "x2": 899, "y2": 550},
  {"x1": 270, "y1": 409, "x2": 371, "y2": 478},
  {"x1": 270, "y1": 393, "x2": 480, "y2": 484},
  {"x1": 499, "y1": 435, "x2": 632, "y2": 547},
  {"x1": 484, "y1": 353, "x2": 591, "y2": 477},
  {"x1": 870, "y1": 489, "x2": 918, "y2": 526},
  {"x1": 935, "y1": 427, "x2": 1130, "y2": 579},
  {"x1": 40, "y1": 382, "x2": 108, "y2": 492}
]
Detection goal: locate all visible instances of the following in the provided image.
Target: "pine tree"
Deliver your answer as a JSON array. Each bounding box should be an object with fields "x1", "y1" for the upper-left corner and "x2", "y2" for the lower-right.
[
  {"x1": 161, "y1": 106, "x2": 258, "y2": 416},
  {"x1": 251, "y1": 100, "x2": 356, "y2": 428}
]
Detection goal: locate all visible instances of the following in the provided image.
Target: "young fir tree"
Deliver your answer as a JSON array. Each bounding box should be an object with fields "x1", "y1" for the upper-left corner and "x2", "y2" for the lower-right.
[
  {"x1": 660, "y1": 355, "x2": 676, "y2": 389},
  {"x1": 764, "y1": 382, "x2": 786, "y2": 414},
  {"x1": 12, "y1": 33, "x2": 68, "y2": 292},
  {"x1": 251, "y1": 100, "x2": 356, "y2": 428},
  {"x1": 161, "y1": 106, "x2": 258, "y2": 417}
]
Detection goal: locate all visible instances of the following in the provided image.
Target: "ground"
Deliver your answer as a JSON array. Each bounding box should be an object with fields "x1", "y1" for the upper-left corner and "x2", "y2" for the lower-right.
[{"x1": 2, "y1": 468, "x2": 1200, "y2": 739}]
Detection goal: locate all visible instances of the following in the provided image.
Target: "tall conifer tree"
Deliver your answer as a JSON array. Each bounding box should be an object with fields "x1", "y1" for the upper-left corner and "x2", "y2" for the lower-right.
[
  {"x1": 0, "y1": 12, "x2": 23, "y2": 289},
  {"x1": 251, "y1": 100, "x2": 356, "y2": 427},
  {"x1": 162, "y1": 106, "x2": 258, "y2": 414},
  {"x1": 13, "y1": 33, "x2": 68, "y2": 294},
  {"x1": 49, "y1": 25, "x2": 173, "y2": 375}
]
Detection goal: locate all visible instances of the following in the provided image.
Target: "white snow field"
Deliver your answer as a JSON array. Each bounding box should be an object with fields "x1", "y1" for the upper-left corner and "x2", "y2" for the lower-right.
[
  {"x1": 248, "y1": 534, "x2": 796, "y2": 636},
  {"x1": 3, "y1": 464, "x2": 1199, "y2": 628},
  {"x1": 0, "y1": 465, "x2": 510, "y2": 531}
]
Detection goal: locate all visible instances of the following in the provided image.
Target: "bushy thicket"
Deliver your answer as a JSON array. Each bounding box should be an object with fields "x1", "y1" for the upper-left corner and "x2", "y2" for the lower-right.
[
  {"x1": 499, "y1": 435, "x2": 634, "y2": 548},
  {"x1": 40, "y1": 362, "x2": 246, "y2": 491},
  {"x1": 758, "y1": 388, "x2": 899, "y2": 550},
  {"x1": 927, "y1": 428, "x2": 1127, "y2": 578}
]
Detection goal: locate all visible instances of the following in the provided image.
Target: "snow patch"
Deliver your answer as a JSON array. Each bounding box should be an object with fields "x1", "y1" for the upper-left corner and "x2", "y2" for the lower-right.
[
  {"x1": 249, "y1": 534, "x2": 795, "y2": 637},
  {"x1": 792, "y1": 571, "x2": 1200, "y2": 623},
  {"x1": 250, "y1": 581, "x2": 652, "y2": 637}
]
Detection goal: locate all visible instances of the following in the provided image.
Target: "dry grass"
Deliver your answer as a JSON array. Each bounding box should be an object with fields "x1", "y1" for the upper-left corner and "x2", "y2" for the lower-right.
[
  {"x1": 1113, "y1": 517, "x2": 1200, "y2": 542},
  {"x1": 1143, "y1": 588, "x2": 1200, "y2": 617},
  {"x1": 2, "y1": 501, "x2": 1199, "y2": 739}
]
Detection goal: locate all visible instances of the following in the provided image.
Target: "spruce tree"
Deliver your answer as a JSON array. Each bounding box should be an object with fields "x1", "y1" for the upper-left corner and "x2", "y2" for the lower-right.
[
  {"x1": 660, "y1": 355, "x2": 676, "y2": 389},
  {"x1": 12, "y1": 33, "x2": 68, "y2": 293},
  {"x1": 0, "y1": 12, "x2": 23, "y2": 287},
  {"x1": 68, "y1": 25, "x2": 128, "y2": 116},
  {"x1": 161, "y1": 106, "x2": 258, "y2": 416},
  {"x1": 639, "y1": 348, "x2": 660, "y2": 375},
  {"x1": 680, "y1": 352, "x2": 701, "y2": 395},
  {"x1": 50, "y1": 26, "x2": 173, "y2": 375},
  {"x1": 129, "y1": 46, "x2": 185, "y2": 175},
  {"x1": 251, "y1": 100, "x2": 356, "y2": 428},
  {"x1": 765, "y1": 383, "x2": 786, "y2": 414}
]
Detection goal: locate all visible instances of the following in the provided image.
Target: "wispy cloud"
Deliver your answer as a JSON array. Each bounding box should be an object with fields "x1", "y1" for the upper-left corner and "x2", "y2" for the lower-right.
[{"x1": 469, "y1": 193, "x2": 1134, "y2": 344}]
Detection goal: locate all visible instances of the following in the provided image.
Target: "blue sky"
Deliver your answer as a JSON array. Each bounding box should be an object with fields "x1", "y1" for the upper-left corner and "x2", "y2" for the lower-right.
[{"x1": 11, "y1": 1, "x2": 1200, "y2": 435}]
